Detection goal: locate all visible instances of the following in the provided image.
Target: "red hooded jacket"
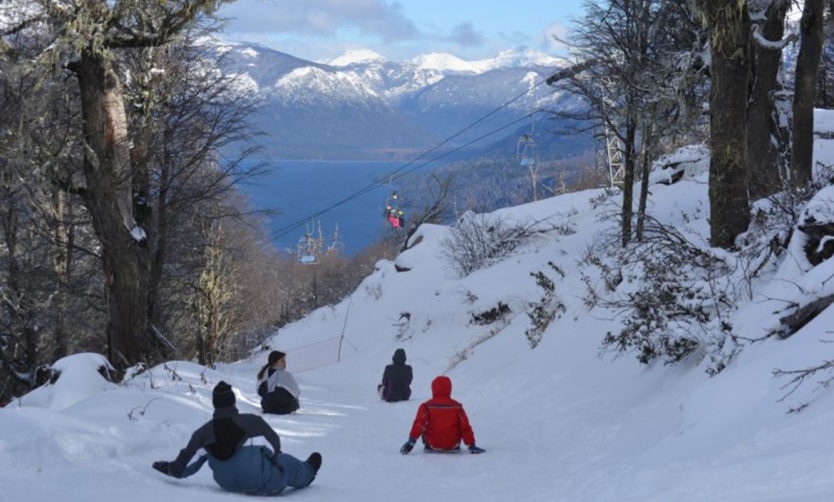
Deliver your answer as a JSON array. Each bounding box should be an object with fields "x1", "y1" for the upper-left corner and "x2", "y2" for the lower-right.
[{"x1": 408, "y1": 376, "x2": 476, "y2": 450}]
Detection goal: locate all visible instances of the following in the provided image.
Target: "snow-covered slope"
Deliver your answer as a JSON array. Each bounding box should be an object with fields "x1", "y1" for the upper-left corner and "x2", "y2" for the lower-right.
[{"x1": 4, "y1": 114, "x2": 834, "y2": 501}]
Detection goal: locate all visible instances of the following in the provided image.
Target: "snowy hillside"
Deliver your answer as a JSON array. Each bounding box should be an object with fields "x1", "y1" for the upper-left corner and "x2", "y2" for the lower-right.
[{"x1": 3, "y1": 114, "x2": 834, "y2": 501}]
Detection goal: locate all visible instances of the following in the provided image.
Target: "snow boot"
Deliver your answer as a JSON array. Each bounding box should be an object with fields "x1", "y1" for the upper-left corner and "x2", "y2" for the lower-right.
[{"x1": 306, "y1": 452, "x2": 322, "y2": 474}]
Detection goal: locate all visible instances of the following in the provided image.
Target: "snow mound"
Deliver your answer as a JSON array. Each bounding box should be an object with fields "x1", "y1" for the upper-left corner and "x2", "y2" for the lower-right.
[{"x1": 15, "y1": 353, "x2": 116, "y2": 411}]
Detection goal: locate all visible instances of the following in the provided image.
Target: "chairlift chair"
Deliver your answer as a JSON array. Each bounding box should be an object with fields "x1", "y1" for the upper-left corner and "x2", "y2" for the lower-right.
[
  {"x1": 297, "y1": 231, "x2": 319, "y2": 265},
  {"x1": 517, "y1": 133, "x2": 537, "y2": 167},
  {"x1": 384, "y1": 191, "x2": 404, "y2": 230}
]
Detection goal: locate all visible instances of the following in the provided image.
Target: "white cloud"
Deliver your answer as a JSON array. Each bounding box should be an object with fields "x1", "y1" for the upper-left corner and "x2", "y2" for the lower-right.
[
  {"x1": 537, "y1": 21, "x2": 571, "y2": 55},
  {"x1": 446, "y1": 22, "x2": 483, "y2": 47},
  {"x1": 220, "y1": 0, "x2": 420, "y2": 41}
]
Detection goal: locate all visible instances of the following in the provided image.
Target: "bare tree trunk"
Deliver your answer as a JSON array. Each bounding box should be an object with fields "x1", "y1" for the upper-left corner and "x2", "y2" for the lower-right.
[
  {"x1": 129, "y1": 47, "x2": 165, "y2": 336},
  {"x1": 636, "y1": 124, "x2": 652, "y2": 241},
  {"x1": 75, "y1": 51, "x2": 151, "y2": 368},
  {"x1": 634, "y1": 0, "x2": 653, "y2": 243},
  {"x1": 50, "y1": 189, "x2": 71, "y2": 360},
  {"x1": 0, "y1": 180, "x2": 39, "y2": 379},
  {"x1": 747, "y1": 0, "x2": 789, "y2": 199},
  {"x1": 148, "y1": 156, "x2": 170, "y2": 330},
  {"x1": 621, "y1": 107, "x2": 637, "y2": 247},
  {"x1": 791, "y1": 0, "x2": 825, "y2": 188},
  {"x1": 697, "y1": 0, "x2": 752, "y2": 249},
  {"x1": 194, "y1": 220, "x2": 231, "y2": 367}
]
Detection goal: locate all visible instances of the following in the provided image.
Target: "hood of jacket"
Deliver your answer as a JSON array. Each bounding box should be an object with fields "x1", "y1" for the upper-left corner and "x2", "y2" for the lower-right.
[
  {"x1": 212, "y1": 406, "x2": 239, "y2": 419},
  {"x1": 431, "y1": 375, "x2": 452, "y2": 398},
  {"x1": 392, "y1": 348, "x2": 407, "y2": 365}
]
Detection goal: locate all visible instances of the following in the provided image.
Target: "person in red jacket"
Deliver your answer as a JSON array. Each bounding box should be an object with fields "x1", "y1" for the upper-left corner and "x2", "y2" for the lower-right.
[{"x1": 400, "y1": 375, "x2": 486, "y2": 454}]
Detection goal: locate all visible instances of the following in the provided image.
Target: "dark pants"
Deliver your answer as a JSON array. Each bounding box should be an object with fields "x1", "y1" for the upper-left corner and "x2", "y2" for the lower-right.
[{"x1": 261, "y1": 387, "x2": 300, "y2": 415}]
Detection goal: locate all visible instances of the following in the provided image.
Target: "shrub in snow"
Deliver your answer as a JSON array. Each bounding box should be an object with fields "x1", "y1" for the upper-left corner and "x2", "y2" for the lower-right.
[
  {"x1": 440, "y1": 211, "x2": 551, "y2": 277},
  {"x1": 601, "y1": 253, "x2": 709, "y2": 365},
  {"x1": 598, "y1": 173, "x2": 834, "y2": 373},
  {"x1": 470, "y1": 302, "x2": 511, "y2": 326},
  {"x1": 579, "y1": 247, "x2": 623, "y2": 309},
  {"x1": 525, "y1": 262, "x2": 566, "y2": 349},
  {"x1": 770, "y1": 181, "x2": 834, "y2": 410},
  {"x1": 597, "y1": 217, "x2": 740, "y2": 373},
  {"x1": 766, "y1": 182, "x2": 834, "y2": 339}
]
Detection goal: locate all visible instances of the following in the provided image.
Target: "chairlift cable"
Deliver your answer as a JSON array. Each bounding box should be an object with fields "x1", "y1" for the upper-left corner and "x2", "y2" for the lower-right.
[
  {"x1": 271, "y1": 76, "x2": 552, "y2": 241},
  {"x1": 271, "y1": 111, "x2": 541, "y2": 240}
]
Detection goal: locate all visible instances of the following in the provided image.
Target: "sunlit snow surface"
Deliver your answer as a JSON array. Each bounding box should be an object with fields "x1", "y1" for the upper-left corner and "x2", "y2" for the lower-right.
[{"x1": 4, "y1": 113, "x2": 834, "y2": 502}]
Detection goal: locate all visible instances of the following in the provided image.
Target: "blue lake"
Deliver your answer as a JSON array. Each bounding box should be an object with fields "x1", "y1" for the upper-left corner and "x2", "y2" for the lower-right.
[{"x1": 241, "y1": 160, "x2": 416, "y2": 256}]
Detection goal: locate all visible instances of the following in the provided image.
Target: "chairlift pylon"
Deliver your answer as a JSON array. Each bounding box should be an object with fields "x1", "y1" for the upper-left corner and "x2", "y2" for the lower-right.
[{"x1": 517, "y1": 112, "x2": 542, "y2": 202}]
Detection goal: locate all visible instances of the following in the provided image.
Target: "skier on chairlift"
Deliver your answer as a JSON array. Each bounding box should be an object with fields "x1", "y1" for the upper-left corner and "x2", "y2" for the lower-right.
[{"x1": 384, "y1": 192, "x2": 404, "y2": 229}]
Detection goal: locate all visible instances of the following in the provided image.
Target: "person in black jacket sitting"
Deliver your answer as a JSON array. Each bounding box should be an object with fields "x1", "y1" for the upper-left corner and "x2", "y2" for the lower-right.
[
  {"x1": 257, "y1": 351, "x2": 300, "y2": 415},
  {"x1": 152, "y1": 381, "x2": 321, "y2": 495},
  {"x1": 378, "y1": 348, "x2": 412, "y2": 402}
]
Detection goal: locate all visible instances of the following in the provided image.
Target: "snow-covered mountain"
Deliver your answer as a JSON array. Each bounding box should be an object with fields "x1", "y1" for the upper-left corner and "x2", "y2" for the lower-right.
[
  {"x1": 214, "y1": 42, "x2": 589, "y2": 160},
  {"x1": 325, "y1": 49, "x2": 388, "y2": 67}
]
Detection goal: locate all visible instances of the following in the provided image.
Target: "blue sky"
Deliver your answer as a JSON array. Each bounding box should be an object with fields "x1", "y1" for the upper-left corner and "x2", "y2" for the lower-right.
[{"x1": 217, "y1": 0, "x2": 587, "y2": 62}]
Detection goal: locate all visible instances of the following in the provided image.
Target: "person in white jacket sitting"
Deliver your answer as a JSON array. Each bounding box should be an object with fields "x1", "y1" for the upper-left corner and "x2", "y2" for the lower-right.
[{"x1": 256, "y1": 351, "x2": 301, "y2": 414}]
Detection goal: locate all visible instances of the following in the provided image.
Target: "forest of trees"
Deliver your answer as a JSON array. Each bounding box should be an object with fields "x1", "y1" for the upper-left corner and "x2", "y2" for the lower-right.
[
  {"x1": 1, "y1": 0, "x2": 834, "y2": 403},
  {"x1": 0, "y1": 0, "x2": 403, "y2": 404},
  {"x1": 552, "y1": 0, "x2": 832, "y2": 248}
]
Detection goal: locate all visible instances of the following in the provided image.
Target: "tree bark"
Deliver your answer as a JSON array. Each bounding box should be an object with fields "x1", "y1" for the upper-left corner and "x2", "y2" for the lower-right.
[
  {"x1": 791, "y1": 0, "x2": 825, "y2": 188},
  {"x1": 75, "y1": 50, "x2": 151, "y2": 368},
  {"x1": 621, "y1": 104, "x2": 637, "y2": 248},
  {"x1": 636, "y1": 123, "x2": 652, "y2": 241},
  {"x1": 49, "y1": 189, "x2": 71, "y2": 361},
  {"x1": 698, "y1": 0, "x2": 752, "y2": 249},
  {"x1": 747, "y1": 0, "x2": 789, "y2": 199},
  {"x1": 0, "y1": 177, "x2": 39, "y2": 376}
]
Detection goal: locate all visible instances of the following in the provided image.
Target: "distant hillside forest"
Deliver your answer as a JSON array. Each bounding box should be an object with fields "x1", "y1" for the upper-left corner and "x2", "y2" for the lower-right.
[{"x1": 399, "y1": 151, "x2": 601, "y2": 219}]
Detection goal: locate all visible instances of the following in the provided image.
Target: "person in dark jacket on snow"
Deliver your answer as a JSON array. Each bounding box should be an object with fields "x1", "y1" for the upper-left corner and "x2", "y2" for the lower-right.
[
  {"x1": 152, "y1": 381, "x2": 321, "y2": 495},
  {"x1": 378, "y1": 348, "x2": 412, "y2": 402},
  {"x1": 400, "y1": 375, "x2": 485, "y2": 454},
  {"x1": 257, "y1": 351, "x2": 301, "y2": 415}
]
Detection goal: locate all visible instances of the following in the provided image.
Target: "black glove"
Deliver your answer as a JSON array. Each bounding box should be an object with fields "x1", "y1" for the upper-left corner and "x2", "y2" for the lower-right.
[
  {"x1": 152, "y1": 461, "x2": 172, "y2": 475},
  {"x1": 468, "y1": 444, "x2": 486, "y2": 454},
  {"x1": 400, "y1": 438, "x2": 415, "y2": 455}
]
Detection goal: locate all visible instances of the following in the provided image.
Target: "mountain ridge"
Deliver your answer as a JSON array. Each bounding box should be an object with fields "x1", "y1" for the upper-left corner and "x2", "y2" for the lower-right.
[{"x1": 212, "y1": 40, "x2": 592, "y2": 161}]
